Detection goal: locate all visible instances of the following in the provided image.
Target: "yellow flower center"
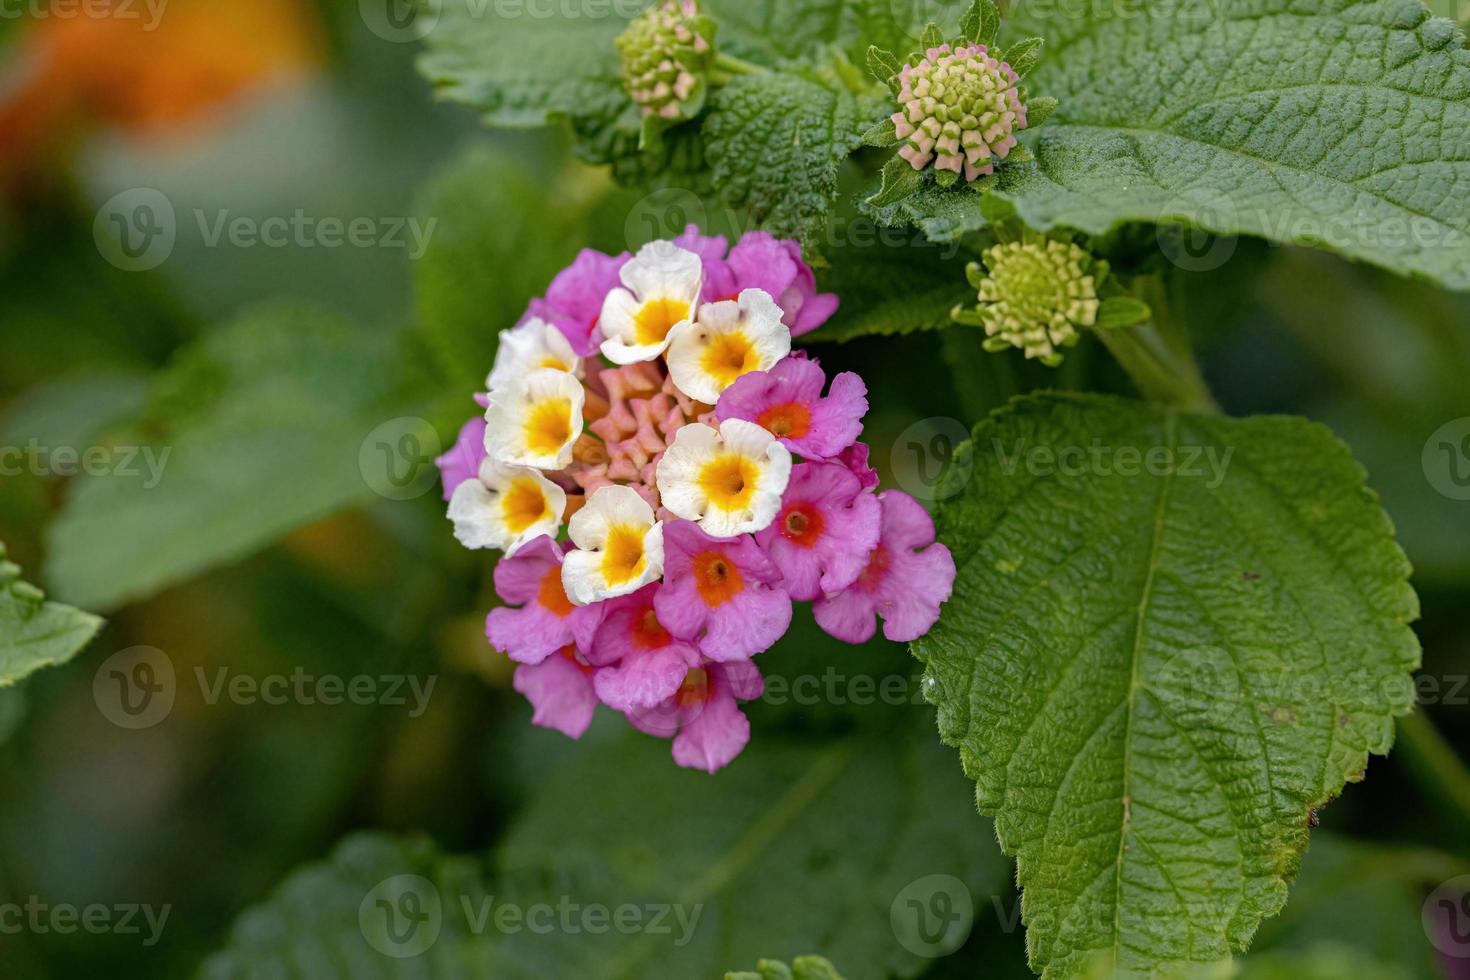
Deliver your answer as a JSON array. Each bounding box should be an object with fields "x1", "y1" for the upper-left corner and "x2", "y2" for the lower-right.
[
  {"x1": 537, "y1": 357, "x2": 570, "y2": 371},
  {"x1": 634, "y1": 297, "x2": 691, "y2": 346},
  {"x1": 501, "y1": 478, "x2": 551, "y2": 534},
  {"x1": 697, "y1": 453, "x2": 759, "y2": 512},
  {"x1": 600, "y1": 523, "x2": 648, "y2": 586},
  {"x1": 700, "y1": 330, "x2": 759, "y2": 388},
  {"x1": 524, "y1": 397, "x2": 573, "y2": 458}
]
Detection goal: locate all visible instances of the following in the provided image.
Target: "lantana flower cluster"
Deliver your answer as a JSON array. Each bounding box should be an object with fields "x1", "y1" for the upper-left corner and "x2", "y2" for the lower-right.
[
  {"x1": 438, "y1": 229, "x2": 955, "y2": 772},
  {"x1": 894, "y1": 42, "x2": 1026, "y2": 182}
]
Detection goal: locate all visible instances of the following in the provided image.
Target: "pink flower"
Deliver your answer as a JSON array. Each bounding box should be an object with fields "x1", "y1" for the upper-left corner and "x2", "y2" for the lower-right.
[
  {"x1": 486, "y1": 537, "x2": 604, "y2": 664},
  {"x1": 436, "y1": 415, "x2": 487, "y2": 501},
  {"x1": 716, "y1": 354, "x2": 867, "y2": 459},
  {"x1": 627, "y1": 659, "x2": 763, "y2": 772},
  {"x1": 513, "y1": 646, "x2": 599, "y2": 739},
  {"x1": 836, "y1": 442, "x2": 880, "y2": 491},
  {"x1": 587, "y1": 585, "x2": 700, "y2": 711},
  {"x1": 814, "y1": 491, "x2": 955, "y2": 644},
  {"x1": 674, "y1": 226, "x2": 838, "y2": 337},
  {"x1": 655, "y1": 521, "x2": 791, "y2": 661},
  {"x1": 755, "y1": 461, "x2": 881, "y2": 601},
  {"x1": 522, "y1": 248, "x2": 631, "y2": 356}
]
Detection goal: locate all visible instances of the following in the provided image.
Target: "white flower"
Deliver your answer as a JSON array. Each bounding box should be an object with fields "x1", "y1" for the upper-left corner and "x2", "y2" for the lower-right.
[
  {"x1": 654, "y1": 418, "x2": 792, "y2": 537},
  {"x1": 446, "y1": 458, "x2": 566, "y2": 556},
  {"x1": 561, "y1": 486, "x2": 665, "y2": 605},
  {"x1": 484, "y1": 368, "x2": 585, "y2": 471},
  {"x1": 487, "y1": 318, "x2": 581, "y2": 393},
  {"x1": 666, "y1": 289, "x2": 791, "y2": 404},
  {"x1": 599, "y1": 240, "x2": 703, "y2": 364}
]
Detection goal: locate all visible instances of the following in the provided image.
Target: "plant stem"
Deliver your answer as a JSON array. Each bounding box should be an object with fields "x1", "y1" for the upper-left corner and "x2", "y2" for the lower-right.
[
  {"x1": 1397, "y1": 710, "x2": 1470, "y2": 831},
  {"x1": 713, "y1": 53, "x2": 767, "y2": 77},
  {"x1": 1093, "y1": 320, "x2": 1219, "y2": 414}
]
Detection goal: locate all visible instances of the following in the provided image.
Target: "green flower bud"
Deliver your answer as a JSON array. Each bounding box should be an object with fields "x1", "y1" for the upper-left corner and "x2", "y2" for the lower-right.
[
  {"x1": 954, "y1": 239, "x2": 1103, "y2": 367},
  {"x1": 616, "y1": 1, "x2": 717, "y2": 123}
]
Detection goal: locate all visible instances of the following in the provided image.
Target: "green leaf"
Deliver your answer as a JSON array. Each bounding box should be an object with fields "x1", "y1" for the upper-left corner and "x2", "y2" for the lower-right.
[
  {"x1": 418, "y1": 0, "x2": 636, "y2": 166},
  {"x1": 912, "y1": 393, "x2": 1421, "y2": 978},
  {"x1": 861, "y1": 184, "x2": 989, "y2": 242},
  {"x1": 920, "y1": 23, "x2": 946, "y2": 52},
  {"x1": 1094, "y1": 296, "x2": 1154, "y2": 330},
  {"x1": 727, "y1": 955, "x2": 847, "y2": 980},
  {"x1": 867, "y1": 156, "x2": 928, "y2": 207},
  {"x1": 204, "y1": 727, "x2": 1012, "y2": 979},
  {"x1": 1026, "y1": 96, "x2": 1059, "y2": 128},
  {"x1": 993, "y1": 0, "x2": 1470, "y2": 289},
  {"x1": 1002, "y1": 37, "x2": 1043, "y2": 78},
  {"x1": 861, "y1": 117, "x2": 901, "y2": 147},
  {"x1": 705, "y1": 74, "x2": 884, "y2": 244},
  {"x1": 806, "y1": 241, "x2": 972, "y2": 342},
  {"x1": 962, "y1": 0, "x2": 1000, "y2": 46},
  {"x1": 45, "y1": 307, "x2": 436, "y2": 611},
  {"x1": 0, "y1": 543, "x2": 102, "y2": 686},
  {"x1": 867, "y1": 44, "x2": 902, "y2": 90}
]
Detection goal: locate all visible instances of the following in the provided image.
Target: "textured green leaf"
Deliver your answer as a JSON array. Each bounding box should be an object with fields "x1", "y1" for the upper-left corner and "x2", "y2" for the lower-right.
[
  {"x1": 912, "y1": 393, "x2": 1421, "y2": 978},
  {"x1": 861, "y1": 182, "x2": 990, "y2": 242},
  {"x1": 805, "y1": 241, "x2": 972, "y2": 342},
  {"x1": 988, "y1": 0, "x2": 1470, "y2": 289},
  {"x1": 0, "y1": 543, "x2": 102, "y2": 687},
  {"x1": 45, "y1": 308, "x2": 435, "y2": 611},
  {"x1": 705, "y1": 73, "x2": 885, "y2": 243},
  {"x1": 204, "y1": 727, "x2": 1011, "y2": 980}
]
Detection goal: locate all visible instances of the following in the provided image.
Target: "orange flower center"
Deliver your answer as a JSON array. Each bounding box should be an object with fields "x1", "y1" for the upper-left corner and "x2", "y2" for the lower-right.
[
  {"x1": 558, "y1": 644, "x2": 595, "y2": 676},
  {"x1": 780, "y1": 504, "x2": 825, "y2": 548},
  {"x1": 676, "y1": 667, "x2": 711, "y2": 708},
  {"x1": 692, "y1": 550, "x2": 744, "y2": 607},
  {"x1": 538, "y1": 566, "x2": 576, "y2": 617},
  {"x1": 756, "y1": 402, "x2": 812, "y2": 439},
  {"x1": 856, "y1": 546, "x2": 892, "y2": 592},
  {"x1": 631, "y1": 607, "x2": 672, "y2": 650}
]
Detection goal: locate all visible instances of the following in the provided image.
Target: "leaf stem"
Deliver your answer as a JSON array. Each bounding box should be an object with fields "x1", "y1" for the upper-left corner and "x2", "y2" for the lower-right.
[
  {"x1": 713, "y1": 53, "x2": 768, "y2": 79},
  {"x1": 1093, "y1": 320, "x2": 1219, "y2": 414},
  {"x1": 1396, "y1": 710, "x2": 1470, "y2": 832}
]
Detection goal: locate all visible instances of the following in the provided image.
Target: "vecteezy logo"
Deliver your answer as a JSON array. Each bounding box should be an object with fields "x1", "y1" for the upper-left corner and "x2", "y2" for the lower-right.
[
  {"x1": 625, "y1": 188, "x2": 710, "y2": 251},
  {"x1": 93, "y1": 647, "x2": 176, "y2": 730},
  {"x1": 1424, "y1": 875, "x2": 1470, "y2": 958},
  {"x1": 359, "y1": 0, "x2": 441, "y2": 43},
  {"x1": 1155, "y1": 192, "x2": 1239, "y2": 273},
  {"x1": 891, "y1": 417, "x2": 971, "y2": 503},
  {"x1": 359, "y1": 874, "x2": 443, "y2": 958},
  {"x1": 359, "y1": 417, "x2": 443, "y2": 501},
  {"x1": 93, "y1": 189, "x2": 177, "y2": 272},
  {"x1": 1423, "y1": 417, "x2": 1470, "y2": 502},
  {"x1": 890, "y1": 873, "x2": 974, "y2": 957}
]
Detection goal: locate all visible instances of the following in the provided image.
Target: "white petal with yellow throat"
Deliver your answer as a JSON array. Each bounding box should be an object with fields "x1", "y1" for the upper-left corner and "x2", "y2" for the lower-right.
[
  {"x1": 446, "y1": 458, "x2": 566, "y2": 556},
  {"x1": 561, "y1": 485, "x2": 665, "y2": 605},
  {"x1": 655, "y1": 418, "x2": 792, "y2": 537},
  {"x1": 484, "y1": 368, "x2": 585, "y2": 471},
  {"x1": 666, "y1": 288, "x2": 791, "y2": 404},
  {"x1": 599, "y1": 241, "x2": 703, "y2": 365},
  {"x1": 487, "y1": 318, "x2": 581, "y2": 393}
]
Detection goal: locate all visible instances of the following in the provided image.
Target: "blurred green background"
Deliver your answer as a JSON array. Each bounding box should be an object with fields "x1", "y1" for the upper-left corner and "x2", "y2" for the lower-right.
[{"x1": 0, "y1": 1, "x2": 1468, "y2": 978}]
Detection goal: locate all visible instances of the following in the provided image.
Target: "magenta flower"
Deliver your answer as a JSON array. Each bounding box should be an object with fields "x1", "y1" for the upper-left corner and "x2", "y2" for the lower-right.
[
  {"x1": 522, "y1": 247, "x2": 631, "y2": 356},
  {"x1": 513, "y1": 647, "x2": 600, "y2": 739},
  {"x1": 836, "y1": 442, "x2": 880, "y2": 491},
  {"x1": 436, "y1": 415, "x2": 487, "y2": 501},
  {"x1": 485, "y1": 537, "x2": 605, "y2": 664},
  {"x1": 654, "y1": 521, "x2": 792, "y2": 661},
  {"x1": 814, "y1": 491, "x2": 955, "y2": 644},
  {"x1": 673, "y1": 226, "x2": 838, "y2": 337},
  {"x1": 627, "y1": 659, "x2": 763, "y2": 772},
  {"x1": 716, "y1": 354, "x2": 867, "y2": 459},
  {"x1": 755, "y1": 461, "x2": 881, "y2": 601},
  {"x1": 587, "y1": 584, "x2": 700, "y2": 711}
]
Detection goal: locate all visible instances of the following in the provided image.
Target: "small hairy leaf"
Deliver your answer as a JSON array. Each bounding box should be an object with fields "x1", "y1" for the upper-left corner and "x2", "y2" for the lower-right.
[
  {"x1": 807, "y1": 241, "x2": 972, "y2": 342},
  {"x1": 1003, "y1": 37, "x2": 1044, "y2": 78},
  {"x1": 861, "y1": 184, "x2": 988, "y2": 242},
  {"x1": 868, "y1": 44, "x2": 902, "y2": 90},
  {"x1": 913, "y1": 393, "x2": 1421, "y2": 978},
  {"x1": 0, "y1": 543, "x2": 102, "y2": 686},
  {"x1": 705, "y1": 74, "x2": 885, "y2": 245},
  {"x1": 727, "y1": 955, "x2": 847, "y2": 980}
]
